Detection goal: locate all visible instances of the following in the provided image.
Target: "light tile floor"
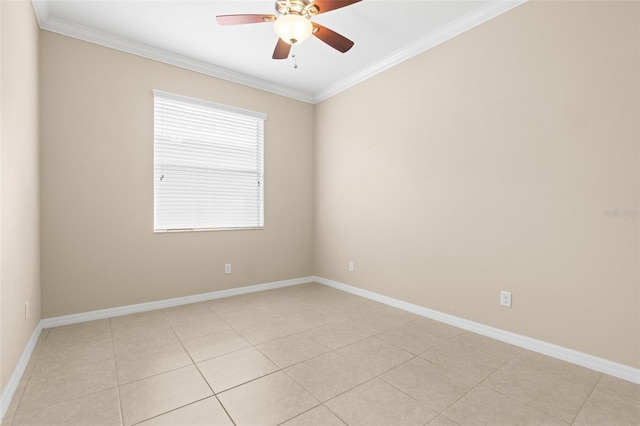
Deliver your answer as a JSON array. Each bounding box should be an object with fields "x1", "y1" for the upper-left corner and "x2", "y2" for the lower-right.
[{"x1": 3, "y1": 283, "x2": 639, "y2": 426}]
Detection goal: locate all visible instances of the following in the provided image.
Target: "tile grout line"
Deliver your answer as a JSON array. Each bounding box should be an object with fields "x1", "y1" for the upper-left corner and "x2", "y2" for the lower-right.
[
  {"x1": 473, "y1": 353, "x2": 576, "y2": 424},
  {"x1": 169, "y1": 324, "x2": 237, "y2": 426},
  {"x1": 253, "y1": 334, "x2": 333, "y2": 370},
  {"x1": 113, "y1": 361, "x2": 197, "y2": 387},
  {"x1": 8, "y1": 328, "x2": 118, "y2": 422},
  {"x1": 29, "y1": 339, "x2": 115, "y2": 378},
  {"x1": 317, "y1": 404, "x2": 350, "y2": 426},
  {"x1": 272, "y1": 401, "x2": 336, "y2": 426},
  {"x1": 213, "y1": 370, "x2": 282, "y2": 394},
  {"x1": 319, "y1": 377, "x2": 380, "y2": 425},
  {"x1": 373, "y1": 355, "x2": 440, "y2": 409},
  {"x1": 569, "y1": 373, "x2": 604, "y2": 425},
  {"x1": 9, "y1": 386, "x2": 120, "y2": 422},
  {"x1": 279, "y1": 350, "x2": 379, "y2": 409},
  {"x1": 473, "y1": 384, "x2": 573, "y2": 425},
  {"x1": 444, "y1": 350, "x2": 527, "y2": 415},
  {"x1": 375, "y1": 343, "x2": 527, "y2": 419},
  {"x1": 416, "y1": 338, "x2": 526, "y2": 416},
  {"x1": 108, "y1": 317, "x2": 126, "y2": 426},
  {"x1": 479, "y1": 350, "x2": 601, "y2": 424},
  {"x1": 128, "y1": 396, "x2": 213, "y2": 426},
  {"x1": 375, "y1": 340, "x2": 561, "y2": 423}
]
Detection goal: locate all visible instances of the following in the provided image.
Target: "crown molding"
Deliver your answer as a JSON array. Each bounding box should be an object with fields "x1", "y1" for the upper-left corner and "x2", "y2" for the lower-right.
[
  {"x1": 32, "y1": 12, "x2": 316, "y2": 104},
  {"x1": 312, "y1": 0, "x2": 528, "y2": 103},
  {"x1": 31, "y1": 0, "x2": 50, "y2": 27}
]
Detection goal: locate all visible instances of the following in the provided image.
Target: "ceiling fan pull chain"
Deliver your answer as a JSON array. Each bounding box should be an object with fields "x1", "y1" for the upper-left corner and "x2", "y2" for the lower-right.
[{"x1": 292, "y1": 46, "x2": 298, "y2": 69}]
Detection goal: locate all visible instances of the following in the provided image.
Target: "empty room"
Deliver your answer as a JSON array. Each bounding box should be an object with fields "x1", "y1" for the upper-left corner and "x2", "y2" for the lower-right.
[{"x1": 1, "y1": 0, "x2": 638, "y2": 425}]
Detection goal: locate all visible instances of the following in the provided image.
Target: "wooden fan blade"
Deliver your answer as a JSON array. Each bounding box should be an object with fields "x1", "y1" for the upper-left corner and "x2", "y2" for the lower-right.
[
  {"x1": 312, "y1": 23, "x2": 354, "y2": 53},
  {"x1": 313, "y1": 0, "x2": 361, "y2": 14},
  {"x1": 216, "y1": 14, "x2": 276, "y2": 25},
  {"x1": 272, "y1": 38, "x2": 291, "y2": 59}
]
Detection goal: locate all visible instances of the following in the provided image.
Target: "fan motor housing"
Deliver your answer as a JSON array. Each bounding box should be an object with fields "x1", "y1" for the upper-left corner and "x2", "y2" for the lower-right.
[{"x1": 275, "y1": 0, "x2": 319, "y2": 18}]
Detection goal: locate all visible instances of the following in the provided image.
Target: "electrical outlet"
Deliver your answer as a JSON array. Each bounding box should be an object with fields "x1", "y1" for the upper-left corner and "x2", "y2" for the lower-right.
[
  {"x1": 25, "y1": 301, "x2": 30, "y2": 320},
  {"x1": 500, "y1": 291, "x2": 512, "y2": 308},
  {"x1": 348, "y1": 261, "x2": 354, "y2": 272},
  {"x1": 224, "y1": 264, "x2": 232, "y2": 274}
]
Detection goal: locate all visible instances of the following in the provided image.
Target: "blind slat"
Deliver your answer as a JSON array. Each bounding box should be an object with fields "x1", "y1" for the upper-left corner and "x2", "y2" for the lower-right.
[{"x1": 154, "y1": 91, "x2": 265, "y2": 231}]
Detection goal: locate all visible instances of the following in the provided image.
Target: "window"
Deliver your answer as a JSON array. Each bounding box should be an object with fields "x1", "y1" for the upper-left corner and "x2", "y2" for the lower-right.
[{"x1": 153, "y1": 90, "x2": 266, "y2": 231}]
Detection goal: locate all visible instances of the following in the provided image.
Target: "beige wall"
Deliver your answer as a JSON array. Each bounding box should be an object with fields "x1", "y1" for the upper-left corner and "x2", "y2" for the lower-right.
[
  {"x1": 1, "y1": 0, "x2": 41, "y2": 391},
  {"x1": 40, "y1": 32, "x2": 315, "y2": 317},
  {"x1": 314, "y1": 1, "x2": 639, "y2": 368}
]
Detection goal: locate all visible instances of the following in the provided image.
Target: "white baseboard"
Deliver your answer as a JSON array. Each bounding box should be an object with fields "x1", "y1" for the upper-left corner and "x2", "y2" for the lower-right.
[
  {"x1": 0, "y1": 324, "x2": 43, "y2": 422},
  {"x1": 313, "y1": 276, "x2": 640, "y2": 385},
  {"x1": 41, "y1": 276, "x2": 313, "y2": 328}
]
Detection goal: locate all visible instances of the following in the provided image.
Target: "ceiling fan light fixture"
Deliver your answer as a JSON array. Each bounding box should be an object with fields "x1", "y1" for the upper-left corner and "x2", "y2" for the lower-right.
[{"x1": 274, "y1": 14, "x2": 312, "y2": 45}]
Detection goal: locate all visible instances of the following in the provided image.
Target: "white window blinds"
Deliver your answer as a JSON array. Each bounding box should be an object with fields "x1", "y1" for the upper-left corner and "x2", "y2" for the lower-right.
[{"x1": 153, "y1": 90, "x2": 266, "y2": 231}]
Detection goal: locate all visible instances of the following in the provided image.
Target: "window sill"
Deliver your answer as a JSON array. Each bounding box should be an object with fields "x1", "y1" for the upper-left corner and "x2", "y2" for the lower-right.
[{"x1": 154, "y1": 227, "x2": 264, "y2": 233}]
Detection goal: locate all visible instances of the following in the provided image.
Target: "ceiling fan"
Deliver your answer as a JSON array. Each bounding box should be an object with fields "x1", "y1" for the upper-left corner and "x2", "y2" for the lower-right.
[{"x1": 216, "y1": 0, "x2": 361, "y2": 60}]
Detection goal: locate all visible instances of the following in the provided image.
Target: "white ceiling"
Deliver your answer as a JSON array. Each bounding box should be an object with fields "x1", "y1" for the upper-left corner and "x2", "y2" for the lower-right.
[{"x1": 32, "y1": 0, "x2": 526, "y2": 103}]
